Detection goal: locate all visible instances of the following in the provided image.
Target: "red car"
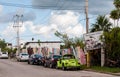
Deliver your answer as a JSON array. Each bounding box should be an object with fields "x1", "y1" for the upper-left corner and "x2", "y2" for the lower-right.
[{"x1": 44, "y1": 55, "x2": 61, "y2": 68}]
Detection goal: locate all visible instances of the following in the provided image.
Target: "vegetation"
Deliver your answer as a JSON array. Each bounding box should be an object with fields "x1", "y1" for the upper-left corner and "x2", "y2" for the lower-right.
[
  {"x1": 110, "y1": 0, "x2": 120, "y2": 27},
  {"x1": 89, "y1": 0, "x2": 120, "y2": 67},
  {"x1": 102, "y1": 27, "x2": 120, "y2": 67},
  {"x1": 54, "y1": 31, "x2": 84, "y2": 49},
  {"x1": 0, "y1": 39, "x2": 17, "y2": 56},
  {"x1": 90, "y1": 15, "x2": 112, "y2": 32},
  {"x1": 90, "y1": 66, "x2": 120, "y2": 73},
  {"x1": 0, "y1": 39, "x2": 7, "y2": 51}
]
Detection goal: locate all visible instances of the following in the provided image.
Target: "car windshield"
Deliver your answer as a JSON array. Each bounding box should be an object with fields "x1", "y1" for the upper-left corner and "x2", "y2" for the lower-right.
[
  {"x1": 21, "y1": 53, "x2": 28, "y2": 56},
  {"x1": 53, "y1": 55, "x2": 61, "y2": 59},
  {"x1": 2, "y1": 52, "x2": 7, "y2": 54},
  {"x1": 34, "y1": 54, "x2": 42, "y2": 58},
  {"x1": 63, "y1": 55, "x2": 75, "y2": 59}
]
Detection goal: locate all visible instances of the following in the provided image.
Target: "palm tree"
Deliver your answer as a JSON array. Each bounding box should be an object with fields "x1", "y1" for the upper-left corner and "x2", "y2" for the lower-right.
[
  {"x1": 110, "y1": 9, "x2": 120, "y2": 27},
  {"x1": 114, "y1": 0, "x2": 120, "y2": 9},
  {"x1": 90, "y1": 15, "x2": 112, "y2": 32},
  {"x1": 113, "y1": 0, "x2": 120, "y2": 26}
]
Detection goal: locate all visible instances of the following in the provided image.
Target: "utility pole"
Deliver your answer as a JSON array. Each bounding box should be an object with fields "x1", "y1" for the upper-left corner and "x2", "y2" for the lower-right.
[
  {"x1": 85, "y1": 0, "x2": 90, "y2": 67},
  {"x1": 13, "y1": 14, "x2": 23, "y2": 55},
  {"x1": 85, "y1": 0, "x2": 89, "y2": 33}
]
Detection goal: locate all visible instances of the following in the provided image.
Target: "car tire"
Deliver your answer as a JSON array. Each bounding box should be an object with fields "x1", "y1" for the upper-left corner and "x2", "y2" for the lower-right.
[
  {"x1": 62, "y1": 64, "x2": 66, "y2": 71},
  {"x1": 30, "y1": 61, "x2": 34, "y2": 65},
  {"x1": 44, "y1": 63, "x2": 47, "y2": 67},
  {"x1": 28, "y1": 61, "x2": 30, "y2": 64},
  {"x1": 17, "y1": 59, "x2": 19, "y2": 62},
  {"x1": 56, "y1": 65, "x2": 59, "y2": 69},
  {"x1": 49, "y1": 63, "x2": 53, "y2": 68}
]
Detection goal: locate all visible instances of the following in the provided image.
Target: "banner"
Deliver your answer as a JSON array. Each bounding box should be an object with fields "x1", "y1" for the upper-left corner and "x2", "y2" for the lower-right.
[{"x1": 84, "y1": 31, "x2": 103, "y2": 50}]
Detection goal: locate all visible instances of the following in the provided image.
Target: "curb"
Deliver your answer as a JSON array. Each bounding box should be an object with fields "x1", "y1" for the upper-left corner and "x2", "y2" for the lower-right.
[{"x1": 84, "y1": 69, "x2": 120, "y2": 76}]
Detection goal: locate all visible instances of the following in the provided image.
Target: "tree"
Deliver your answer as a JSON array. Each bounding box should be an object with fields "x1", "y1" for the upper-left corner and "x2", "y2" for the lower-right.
[
  {"x1": 114, "y1": 0, "x2": 120, "y2": 9},
  {"x1": 54, "y1": 31, "x2": 84, "y2": 49},
  {"x1": 0, "y1": 39, "x2": 7, "y2": 51},
  {"x1": 73, "y1": 37, "x2": 84, "y2": 49},
  {"x1": 112, "y1": 0, "x2": 120, "y2": 26},
  {"x1": 90, "y1": 15, "x2": 112, "y2": 32},
  {"x1": 102, "y1": 27, "x2": 120, "y2": 67},
  {"x1": 55, "y1": 31, "x2": 73, "y2": 48},
  {"x1": 110, "y1": 9, "x2": 120, "y2": 27}
]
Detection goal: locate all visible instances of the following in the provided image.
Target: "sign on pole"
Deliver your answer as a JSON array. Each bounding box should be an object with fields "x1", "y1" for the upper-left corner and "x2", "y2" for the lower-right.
[{"x1": 83, "y1": 31, "x2": 103, "y2": 50}]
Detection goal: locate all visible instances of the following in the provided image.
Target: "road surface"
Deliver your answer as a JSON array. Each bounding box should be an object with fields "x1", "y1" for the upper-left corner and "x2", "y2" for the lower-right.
[{"x1": 0, "y1": 59, "x2": 119, "y2": 77}]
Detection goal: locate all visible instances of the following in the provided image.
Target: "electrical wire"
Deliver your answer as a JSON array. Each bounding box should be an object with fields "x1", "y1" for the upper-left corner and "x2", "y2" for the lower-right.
[{"x1": 0, "y1": 1, "x2": 85, "y2": 10}]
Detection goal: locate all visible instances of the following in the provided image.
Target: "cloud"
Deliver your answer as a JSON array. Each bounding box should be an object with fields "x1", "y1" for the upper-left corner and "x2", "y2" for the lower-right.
[
  {"x1": 0, "y1": 9, "x2": 36, "y2": 23},
  {"x1": 32, "y1": 0, "x2": 114, "y2": 15},
  {"x1": 2, "y1": 22, "x2": 26, "y2": 39},
  {"x1": 24, "y1": 11, "x2": 85, "y2": 38},
  {"x1": 50, "y1": 11, "x2": 79, "y2": 29},
  {"x1": 0, "y1": 5, "x2": 3, "y2": 13}
]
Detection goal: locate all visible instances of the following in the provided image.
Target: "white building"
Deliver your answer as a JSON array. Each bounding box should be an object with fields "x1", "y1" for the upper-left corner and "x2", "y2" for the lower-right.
[{"x1": 23, "y1": 41, "x2": 61, "y2": 56}]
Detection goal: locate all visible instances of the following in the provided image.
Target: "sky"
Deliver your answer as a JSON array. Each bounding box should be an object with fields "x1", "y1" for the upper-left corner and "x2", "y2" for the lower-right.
[{"x1": 0, "y1": 0, "x2": 115, "y2": 46}]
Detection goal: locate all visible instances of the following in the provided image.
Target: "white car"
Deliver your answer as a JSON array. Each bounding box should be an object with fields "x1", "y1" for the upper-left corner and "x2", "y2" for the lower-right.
[
  {"x1": 0, "y1": 52, "x2": 8, "y2": 59},
  {"x1": 17, "y1": 53, "x2": 29, "y2": 61}
]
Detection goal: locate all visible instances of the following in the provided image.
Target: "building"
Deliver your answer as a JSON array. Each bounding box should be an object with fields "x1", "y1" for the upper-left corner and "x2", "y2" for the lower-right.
[
  {"x1": 6, "y1": 43, "x2": 12, "y2": 49},
  {"x1": 23, "y1": 41, "x2": 61, "y2": 56}
]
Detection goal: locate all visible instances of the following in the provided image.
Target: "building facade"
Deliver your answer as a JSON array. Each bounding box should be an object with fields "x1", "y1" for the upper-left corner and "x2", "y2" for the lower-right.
[{"x1": 23, "y1": 41, "x2": 61, "y2": 56}]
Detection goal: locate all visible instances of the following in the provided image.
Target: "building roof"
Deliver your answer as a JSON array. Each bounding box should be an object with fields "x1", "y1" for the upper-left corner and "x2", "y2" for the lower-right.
[{"x1": 24, "y1": 41, "x2": 62, "y2": 46}]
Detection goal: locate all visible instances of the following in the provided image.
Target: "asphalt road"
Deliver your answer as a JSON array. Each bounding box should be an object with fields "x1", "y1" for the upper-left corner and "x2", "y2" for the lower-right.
[{"x1": 0, "y1": 59, "x2": 119, "y2": 77}]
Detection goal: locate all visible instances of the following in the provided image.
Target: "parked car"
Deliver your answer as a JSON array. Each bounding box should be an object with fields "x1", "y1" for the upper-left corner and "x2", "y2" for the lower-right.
[
  {"x1": 56, "y1": 54, "x2": 81, "y2": 70},
  {"x1": 0, "y1": 52, "x2": 8, "y2": 59},
  {"x1": 16, "y1": 53, "x2": 29, "y2": 62},
  {"x1": 40, "y1": 56, "x2": 46, "y2": 66},
  {"x1": 44, "y1": 55, "x2": 62, "y2": 68},
  {"x1": 28, "y1": 54, "x2": 43, "y2": 65}
]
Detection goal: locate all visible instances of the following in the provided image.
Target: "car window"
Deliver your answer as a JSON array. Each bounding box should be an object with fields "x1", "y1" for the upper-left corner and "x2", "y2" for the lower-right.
[
  {"x1": 34, "y1": 54, "x2": 42, "y2": 58},
  {"x1": 53, "y1": 55, "x2": 61, "y2": 59},
  {"x1": 2, "y1": 52, "x2": 7, "y2": 54},
  {"x1": 63, "y1": 55, "x2": 75, "y2": 59},
  {"x1": 21, "y1": 54, "x2": 28, "y2": 56}
]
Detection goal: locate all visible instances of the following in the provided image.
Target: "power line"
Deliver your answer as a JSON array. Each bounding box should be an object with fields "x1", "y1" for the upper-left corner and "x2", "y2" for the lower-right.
[{"x1": 0, "y1": 1, "x2": 84, "y2": 10}]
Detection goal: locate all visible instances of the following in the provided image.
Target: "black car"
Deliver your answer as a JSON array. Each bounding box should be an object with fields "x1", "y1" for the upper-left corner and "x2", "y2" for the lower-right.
[
  {"x1": 28, "y1": 54, "x2": 42, "y2": 65},
  {"x1": 44, "y1": 55, "x2": 61, "y2": 68}
]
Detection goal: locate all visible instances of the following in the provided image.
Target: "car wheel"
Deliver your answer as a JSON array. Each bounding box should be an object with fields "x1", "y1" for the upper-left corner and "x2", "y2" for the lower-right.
[
  {"x1": 19, "y1": 59, "x2": 21, "y2": 62},
  {"x1": 77, "y1": 67, "x2": 80, "y2": 70},
  {"x1": 56, "y1": 65, "x2": 59, "y2": 69},
  {"x1": 44, "y1": 63, "x2": 47, "y2": 67},
  {"x1": 30, "y1": 61, "x2": 34, "y2": 65},
  {"x1": 28, "y1": 61, "x2": 29, "y2": 64},
  {"x1": 17, "y1": 59, "x2": 19, "y2": 62},
  {"x1": 62, "y1": 64, "x2": 66, "y2": 71},
  {"x1": 49, "y1": 63, "x2": 53, "y2": 68}
]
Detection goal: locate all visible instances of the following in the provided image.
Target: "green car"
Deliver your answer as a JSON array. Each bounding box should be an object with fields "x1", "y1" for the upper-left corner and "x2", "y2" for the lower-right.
[{"x1": 56, "y1": 54, "x2": 81, "y2": 70}]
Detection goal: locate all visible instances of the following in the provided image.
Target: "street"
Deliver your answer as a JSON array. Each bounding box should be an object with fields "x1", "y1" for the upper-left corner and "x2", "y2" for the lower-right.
[{"x1": 0, "y1": 59, "x2": 119, "y2": 77}]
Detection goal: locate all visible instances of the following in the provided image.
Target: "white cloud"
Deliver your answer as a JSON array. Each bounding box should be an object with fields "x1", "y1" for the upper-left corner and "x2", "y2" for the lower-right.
[
  {"x1": 2, "y1": 23, "x2": 26, "y2": 39},
  {"x1": 65, "y1": 24, "x2": 85, "y2": 37},
  {"x1": 2, "y1": 11, "x2": 85, "y2": 42},
  {"x1": 0, "y1": 5, "x2": 3, "y2": 13},
  {"x1": 50, "y1": 11, "x2": 79, "y2": 28},
  {"x1": 25, "y1": 11, "x2": 85, "y2": 38}
]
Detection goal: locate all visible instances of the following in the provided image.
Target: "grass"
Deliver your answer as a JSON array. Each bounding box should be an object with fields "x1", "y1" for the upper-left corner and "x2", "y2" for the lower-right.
[{"x1": 90, "y1": 66, "x2": 120, "y2": 73}]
